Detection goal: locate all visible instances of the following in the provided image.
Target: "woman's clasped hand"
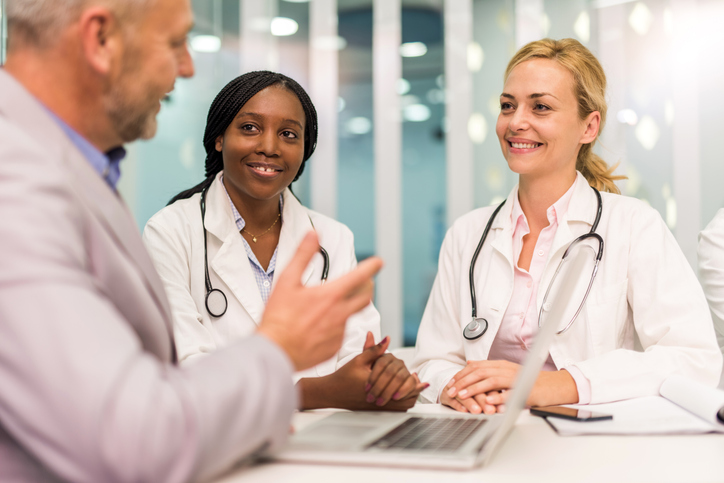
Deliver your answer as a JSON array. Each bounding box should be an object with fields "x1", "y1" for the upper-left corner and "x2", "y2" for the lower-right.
[
  {"x1": 441, "y1": 361, "x2": 579, "y2": 414},
  {"x1": 301, "y1": 332, "x2": 427, "y2": 411}
]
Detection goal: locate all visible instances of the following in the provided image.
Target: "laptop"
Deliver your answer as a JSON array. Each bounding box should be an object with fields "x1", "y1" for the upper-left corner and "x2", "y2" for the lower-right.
[{"x1": 272, "y1": 245, "x2": 593, "y2": 470}]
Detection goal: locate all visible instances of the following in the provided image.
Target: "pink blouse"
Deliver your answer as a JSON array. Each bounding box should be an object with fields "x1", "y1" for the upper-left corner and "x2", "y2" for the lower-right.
[{"x1": 487, "y1": 180, "x2": 591, "y2": 403}]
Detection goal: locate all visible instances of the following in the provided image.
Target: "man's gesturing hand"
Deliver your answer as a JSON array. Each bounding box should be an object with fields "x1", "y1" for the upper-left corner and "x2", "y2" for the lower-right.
[{"x1": 257, "y1": 231, "x2": 383, "y2": 371}]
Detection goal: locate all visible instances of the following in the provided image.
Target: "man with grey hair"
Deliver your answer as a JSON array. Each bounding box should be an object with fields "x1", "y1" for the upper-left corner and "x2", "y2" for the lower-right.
[{"x1": 0, "y1": 0, "x2": 383, "y2": 481}]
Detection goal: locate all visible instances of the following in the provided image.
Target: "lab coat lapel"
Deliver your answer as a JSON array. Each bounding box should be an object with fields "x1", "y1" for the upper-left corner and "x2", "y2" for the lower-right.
[
  {"x1": 205, "y1": 176, "x2": 266, "y2": 324},
  {"x1": 274, "y1": 189, "x2": 316, "y2": 287},
  {"x1": 489, "y1": 189, "x2": 516, "y2": 268},
  {"x1": 0, "y1": 71, "x2": 175, "y2": 337},
  {"x1": 537, "y1": 173, "x2": 598, "y2": 309}
]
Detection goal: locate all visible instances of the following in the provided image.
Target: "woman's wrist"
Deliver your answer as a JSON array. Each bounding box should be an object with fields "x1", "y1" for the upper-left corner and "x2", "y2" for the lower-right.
[
  {"x1": 297, "y1": 374, "x2": 337, "y2": 410},
  {"x1": 532, "y1": 369, "x2": 579, "y2": 406}
]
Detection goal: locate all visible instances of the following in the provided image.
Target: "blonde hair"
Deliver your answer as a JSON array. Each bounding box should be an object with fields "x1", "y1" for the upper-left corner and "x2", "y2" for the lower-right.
[{"x1": 505, "y1": 38, "x2": 625, "y2": 194}]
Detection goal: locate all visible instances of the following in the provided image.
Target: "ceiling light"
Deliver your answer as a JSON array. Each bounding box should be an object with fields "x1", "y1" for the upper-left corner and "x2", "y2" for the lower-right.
[
  {"x1": 629, "y1": 3, "x2": 653, "y2": 36},
  {"x1": 426, "y1": 89, "x2": 445, "y2": 105},
  {"x1": 346, "y1": 117, "x2": 372, "y2": 135},
  {"x1": 574, "y1": 11, "x2": 590, "y2": 43},
  {"x1": 403, "y1": 104, "x2": 431, "y2": 122},
  {"x1": 271, "y1": 17, "x2": 299, "y2": 37},
  {"x1": 396, "y1": 78, "x2": 411, "y2": 95},
  {"x1": 312, "y1": 36, "x2": 347, "y2": 51},
  {"x1": 664, "y1": 101, "x2": 674, "y2": 126},
  {"x1": 635, "y1": 115, "x2": 660, "y2": 150},
  {"x1": 401, "y1": 95, "x2": 420, "y2": 108},
  {"x1": 467, "y1": 42, "x2": 484, "y2": 72},
  {"x1": 190, "y1": 35, "x2": 221, "y2": 53},
  {"x1": 617, "y1": 109, "x2": 638, "y2": 125},
  {"x1": 468, "y1": 113, "x2": 488, "y2": 144},
  {"x1": 400, "y1": 42, "x2": 427, "y2": 58}
]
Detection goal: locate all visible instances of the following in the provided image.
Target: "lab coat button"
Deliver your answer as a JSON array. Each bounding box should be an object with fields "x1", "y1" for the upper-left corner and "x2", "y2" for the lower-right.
[
  {"x1": 543, "y1": 302, "x2": 552, "y2": 311},
  {"x1": 538, "y1": 250, "x2": 544, "y2": 257}
]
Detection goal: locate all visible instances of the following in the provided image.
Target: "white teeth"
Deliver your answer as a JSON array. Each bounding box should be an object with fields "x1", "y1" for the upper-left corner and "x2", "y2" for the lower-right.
[
  {"x1": 253, "y1": 166, "x2": 276, "y2": 173},
  {"x1": 511, "y1": 142, "x2": 540, "y2": 149}
]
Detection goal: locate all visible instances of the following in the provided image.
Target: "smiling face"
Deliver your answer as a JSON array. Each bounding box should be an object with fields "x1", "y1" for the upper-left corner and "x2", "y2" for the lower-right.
[
  {"x1": 495, "y1": 58, "x2": 599, "y2": 184},
  {"x1": 106, "y1": 0, "x2": 195, "y2": 142},
  {"x1": 216, "y1": 85, "x2": 306, "y2": 205}
]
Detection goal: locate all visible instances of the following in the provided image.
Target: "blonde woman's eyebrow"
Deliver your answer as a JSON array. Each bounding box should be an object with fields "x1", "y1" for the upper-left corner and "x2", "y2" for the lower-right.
[{"x1": 530, "y1": 92, "x2": 558, "y2": 100}]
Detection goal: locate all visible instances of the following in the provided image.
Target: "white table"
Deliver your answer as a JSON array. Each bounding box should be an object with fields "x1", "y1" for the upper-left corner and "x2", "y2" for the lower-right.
[{"x1": 216, "y1": 404, "x2": 724, "y2": 483}]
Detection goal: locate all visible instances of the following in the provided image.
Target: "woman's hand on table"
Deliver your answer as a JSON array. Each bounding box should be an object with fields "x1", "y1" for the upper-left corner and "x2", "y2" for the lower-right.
[{"x1": 441, "y1": 360, "x2": 579, "y2": 414}]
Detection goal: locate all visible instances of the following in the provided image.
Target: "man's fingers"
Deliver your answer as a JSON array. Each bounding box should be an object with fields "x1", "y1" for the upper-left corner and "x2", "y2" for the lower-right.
[
  {"x1": 332, "y1": 256, "x2": 383, "y2": 299},
  {"x1": 275, "y1": 231, "x2": 320, "y2": 288}
]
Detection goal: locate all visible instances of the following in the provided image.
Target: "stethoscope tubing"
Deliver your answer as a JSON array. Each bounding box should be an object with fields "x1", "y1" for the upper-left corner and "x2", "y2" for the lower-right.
[
  {"x1": 199, "y1": 185, "x2": 329, "y2": 317},
  {"x1": 465, "y1": 186, "x2": 603, "y2": 340}
]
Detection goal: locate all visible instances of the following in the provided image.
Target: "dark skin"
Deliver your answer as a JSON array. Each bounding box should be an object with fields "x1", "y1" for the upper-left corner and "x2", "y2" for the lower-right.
[{"x1": 216, "y1": 86, "x2": 426, "y2": 410}]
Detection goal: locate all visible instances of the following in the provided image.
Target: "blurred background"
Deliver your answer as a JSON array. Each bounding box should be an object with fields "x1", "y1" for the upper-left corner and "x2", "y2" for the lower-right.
[{"x1": 2, "y1": 0, "x2": 723, "y2": 347}]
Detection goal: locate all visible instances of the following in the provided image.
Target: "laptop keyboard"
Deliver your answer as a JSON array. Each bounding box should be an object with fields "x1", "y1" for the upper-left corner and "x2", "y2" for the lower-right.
[{"x1": 367, "y1": 417, "x2": 487, "y2": 453}]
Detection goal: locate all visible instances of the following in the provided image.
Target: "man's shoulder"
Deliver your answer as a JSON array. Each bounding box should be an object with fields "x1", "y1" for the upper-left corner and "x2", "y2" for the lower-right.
[{"x1": 0, "y1": 114, "x2": 73, "y2": 190}]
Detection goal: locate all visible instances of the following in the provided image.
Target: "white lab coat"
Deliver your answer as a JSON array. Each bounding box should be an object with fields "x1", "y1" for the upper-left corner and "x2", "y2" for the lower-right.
[
  {"x1": 413, "y1": 172, "x2": 722, "y2": 404},
  {"x1": 697, "y1": 207, "x2": 724, "y2": 387},
  {"x1": 143, "y1": 172, "x2": 381, "y2": 379}
]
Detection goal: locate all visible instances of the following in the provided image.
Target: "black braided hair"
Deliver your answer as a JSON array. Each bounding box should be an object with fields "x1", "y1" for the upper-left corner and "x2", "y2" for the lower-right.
[{"x1": 168, "y1": 71, "x2": 318, "y2": 205}]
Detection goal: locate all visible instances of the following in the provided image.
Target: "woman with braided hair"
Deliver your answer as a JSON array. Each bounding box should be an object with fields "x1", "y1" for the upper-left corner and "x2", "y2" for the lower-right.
[{"x1": 144, "y1": 71, "x2": 425, "y2": 410}]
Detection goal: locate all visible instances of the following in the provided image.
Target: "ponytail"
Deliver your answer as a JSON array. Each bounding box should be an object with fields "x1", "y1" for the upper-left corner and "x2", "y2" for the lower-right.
[{"x1": 577, "y1": 147, "x2": 625, "y2": 194}]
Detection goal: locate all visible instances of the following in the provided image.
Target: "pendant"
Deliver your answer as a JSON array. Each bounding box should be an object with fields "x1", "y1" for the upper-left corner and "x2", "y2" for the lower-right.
[{"x1": 252, "y1": 236, "x2": 258, "y2": 243}]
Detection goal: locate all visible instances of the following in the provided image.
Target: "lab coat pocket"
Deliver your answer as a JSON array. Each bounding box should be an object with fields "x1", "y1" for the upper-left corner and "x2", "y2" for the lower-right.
[{"x1": 583, "y1": 278, "x2": 630, "y2": 353}]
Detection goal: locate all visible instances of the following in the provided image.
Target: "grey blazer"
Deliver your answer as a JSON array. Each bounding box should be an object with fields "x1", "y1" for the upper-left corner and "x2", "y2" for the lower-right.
[{"x1": 0, "y1": 69, "x2": 297, "y2": 483}]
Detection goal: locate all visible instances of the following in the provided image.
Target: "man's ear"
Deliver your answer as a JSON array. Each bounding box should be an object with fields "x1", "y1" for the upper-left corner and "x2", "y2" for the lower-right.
[{"x1": 78, "y1": 7, "x2": 122, "y2": 75}]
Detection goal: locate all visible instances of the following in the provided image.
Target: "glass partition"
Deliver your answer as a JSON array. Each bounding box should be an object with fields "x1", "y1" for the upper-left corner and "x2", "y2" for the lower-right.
[{"x1": 103, "y1": 0, "x2": 723, "y2": 346}]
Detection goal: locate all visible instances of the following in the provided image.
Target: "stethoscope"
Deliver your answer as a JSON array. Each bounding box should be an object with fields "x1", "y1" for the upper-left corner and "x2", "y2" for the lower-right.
[
  {"x1": 463, "y1": 186, "x2": 604, "y2": 340},
  {"x1": 200, "y1": 185, "x2": 330, "y2": 318}
]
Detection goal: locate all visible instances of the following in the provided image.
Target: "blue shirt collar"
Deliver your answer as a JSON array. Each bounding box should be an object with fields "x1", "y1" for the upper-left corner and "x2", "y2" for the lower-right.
[{"x1": 46, "y1": 110, "x2": 126, "y2": 190}]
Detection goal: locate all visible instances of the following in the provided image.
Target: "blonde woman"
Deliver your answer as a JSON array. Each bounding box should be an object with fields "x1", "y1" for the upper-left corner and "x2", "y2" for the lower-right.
[{"x1": 412, "y1": 38, "x2": 721, "y2": 414}]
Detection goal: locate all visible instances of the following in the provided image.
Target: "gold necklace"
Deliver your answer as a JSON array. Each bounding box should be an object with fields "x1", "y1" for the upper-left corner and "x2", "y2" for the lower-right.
[{"x1": 242, "y1": 213, "x2": 281, "y2": 243}]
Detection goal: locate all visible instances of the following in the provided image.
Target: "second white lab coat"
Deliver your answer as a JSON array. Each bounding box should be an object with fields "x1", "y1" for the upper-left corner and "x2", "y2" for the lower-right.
[
  {"x1": 143, "y1": 172, "x2": 381, "y2": 378},
  {"x1": 413, "y1": 172, "x2": 722, "y2": 404},
  {"x1": 697, "y1": 207, "x2": 724, "y2": 387}
]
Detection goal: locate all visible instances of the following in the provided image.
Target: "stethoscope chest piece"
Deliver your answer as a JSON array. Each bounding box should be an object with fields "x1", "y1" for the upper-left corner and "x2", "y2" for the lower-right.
[
  {"x1": 205, "y1": 288, "x2": 228, "y2": 318},
  {"x1": 463, "y1": 318, "x2": 488, "y2": 340}
]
